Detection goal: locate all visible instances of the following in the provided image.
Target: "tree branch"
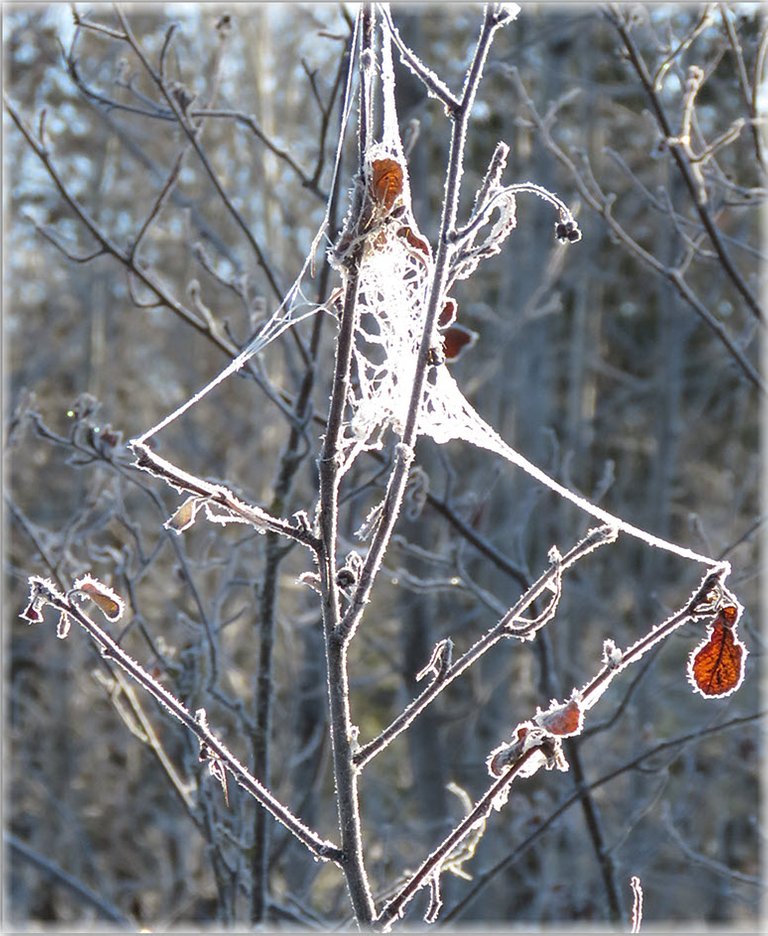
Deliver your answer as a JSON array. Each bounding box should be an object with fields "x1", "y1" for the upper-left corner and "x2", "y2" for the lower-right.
[{"x1": 24, "y1": 578, "x2": 343, "y2": 865}]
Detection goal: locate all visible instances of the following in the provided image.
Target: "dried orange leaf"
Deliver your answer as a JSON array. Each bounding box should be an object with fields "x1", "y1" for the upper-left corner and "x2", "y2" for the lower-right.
[
  {"x1": 371, "y1": 157, "x2": 404, "y2": 212},
  {"x1": 441, "y1": 324, "x2": 477, "y2": 362},
  {"x1": 438, "y1": 297, "x2": 458, "y2": 328},
  {"x1": 397, "y1": 225, "x2": 431, "y2": 259},
  {"x1": 74, "y1": 575, "x2": 125, "y2": 622}
]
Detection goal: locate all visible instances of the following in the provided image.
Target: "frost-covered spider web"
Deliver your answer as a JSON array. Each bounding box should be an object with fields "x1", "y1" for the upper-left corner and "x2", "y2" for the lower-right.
[
  {"x1": 133, "y1": 7, "x2": 721, "y2": 570},
  {"x1": 328, "y1": 20, "x2": 719, "y2": 567}
]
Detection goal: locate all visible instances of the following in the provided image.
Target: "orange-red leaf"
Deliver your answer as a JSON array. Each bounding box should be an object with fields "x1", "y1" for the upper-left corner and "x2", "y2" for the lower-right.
[
  {"x1": 20, "y1": 600, "x2": 44, "y2": 624},
  {"x1": 535, "y1": 698, "x2": 583, "y2": 737},
  {"x1": 371, "y1": 158, "x2": 404, "y2": 212},
  {"x1": 441, "y1": 324, "x2": 477, "y2": 362},
  {"x1": 688, "y1": 606, "x2": 746, "y2": 698}
]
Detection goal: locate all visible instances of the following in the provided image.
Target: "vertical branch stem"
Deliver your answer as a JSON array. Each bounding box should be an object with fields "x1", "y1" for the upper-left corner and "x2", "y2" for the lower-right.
[
  {"x1": 317, "y1": 268, "x2": 371, "y2": 919},
  {"x1": 250, "y1": 33, "x2": 351, "y2": 918},
  {"x1": 250, "y1": 218, "x2": 343, "y2": 926},
  {"x1": 315, "y1": 5, "x2": 377, "y2": 924},
  {"x1": 249, "y1": 533, "x2": 280, "y2": 923},
  {"x1": 315, "y1": 8, "x2": 511, "y2": 920}
]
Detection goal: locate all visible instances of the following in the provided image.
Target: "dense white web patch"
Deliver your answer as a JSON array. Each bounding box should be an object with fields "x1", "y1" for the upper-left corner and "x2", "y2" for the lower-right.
[{"x1": 333, "y1": 152, "x2": 434, "y2": 469}]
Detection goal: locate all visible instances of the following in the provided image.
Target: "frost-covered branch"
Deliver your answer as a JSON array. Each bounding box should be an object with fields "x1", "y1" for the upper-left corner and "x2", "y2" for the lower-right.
[
  {"x1": 353, "y1": 524, "x2": 616, "y2": 769},
  {"x1": 21, "y1": 576, "x2": 342, "y2": 865}
]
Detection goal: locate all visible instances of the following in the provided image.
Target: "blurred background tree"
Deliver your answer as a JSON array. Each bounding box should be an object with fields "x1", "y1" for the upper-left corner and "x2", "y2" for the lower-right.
[{"x1": 5, "y1": 3, "x2": 762, "y2": 929}]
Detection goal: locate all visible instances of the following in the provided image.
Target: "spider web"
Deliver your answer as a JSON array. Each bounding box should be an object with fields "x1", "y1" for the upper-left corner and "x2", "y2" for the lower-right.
[
  {"x1": 334, "y1": 16, "x2": 719, "y2": 568},
  {"x1": 132, "y1": 7, "x2": 721, "y2": 571}
]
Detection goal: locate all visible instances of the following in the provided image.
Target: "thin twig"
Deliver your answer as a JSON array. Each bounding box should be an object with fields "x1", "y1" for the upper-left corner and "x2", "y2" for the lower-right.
[
  {"x1": 3, "y1": 93, "x2": 237, "y2": 358},
  {"x1": 374, "y1": 746, "x2": 545, "y2": 929},
  {"x1": 719, "y1": 4, "x2": 765, "y2": 170},
  {"x1": 130, "y1": 442, "x2": 319, "y2": 549},
  {"x1": 66, "y1": 9, "x2": 330, "y2": 197},
  {"x1": 379, "y1": 3, "x2": 460, "y2": 112},
  {"x1": 70, "y1": 6, "x2": 127, "y2": 40}
]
